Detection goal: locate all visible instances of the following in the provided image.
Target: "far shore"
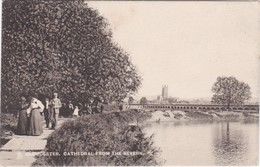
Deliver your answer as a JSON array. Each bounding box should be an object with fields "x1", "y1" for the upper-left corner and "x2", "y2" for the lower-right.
[{"x1": 141, "y1": 109, "x2": 259, "y2": 123}]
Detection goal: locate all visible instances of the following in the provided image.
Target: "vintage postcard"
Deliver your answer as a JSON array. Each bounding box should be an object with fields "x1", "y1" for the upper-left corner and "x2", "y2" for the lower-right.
[{"x1": 0, "y1": 0, "x2": 259, "y2": 166}]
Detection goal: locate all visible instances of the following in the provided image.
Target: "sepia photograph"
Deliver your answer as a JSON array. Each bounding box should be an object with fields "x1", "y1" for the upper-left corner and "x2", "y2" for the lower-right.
[{"x1": 0, "y1": 0, "x2": 259, "y2": 166}]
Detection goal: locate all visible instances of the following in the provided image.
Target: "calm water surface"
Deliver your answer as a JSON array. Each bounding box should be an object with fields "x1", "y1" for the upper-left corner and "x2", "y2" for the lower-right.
[{"x1": 143, "y1": 121, "x2": 259, "y2": 166}]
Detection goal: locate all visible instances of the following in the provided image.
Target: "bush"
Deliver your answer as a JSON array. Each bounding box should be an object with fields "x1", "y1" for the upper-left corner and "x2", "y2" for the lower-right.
[
  {"x1": 185, "y1": 111, "x2": 213, "y2": 120},
  {"x1": 163, "y1": 112, "x2": 170, "y2": 117},
  {"x1": 0, "y1": 113, "x2": 17, "y2": 147},
  {"x1": 173, "y1": 113, "x2": 183, "y2": 119},
  {"x1": 242, "y1": 112, "x2": 249, "y2": 117},
  {"x1": 33, "y1": 110, "x2": 161, "y2": 166},
  {"x1": 223, "y1": 114, "x2": 240, "y2": 120}
]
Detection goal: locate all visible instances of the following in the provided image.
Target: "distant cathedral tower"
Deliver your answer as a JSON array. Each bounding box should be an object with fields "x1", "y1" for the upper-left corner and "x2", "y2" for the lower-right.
[{"x1": 162, "y1": 85, "x2": 168, "y2": 98}]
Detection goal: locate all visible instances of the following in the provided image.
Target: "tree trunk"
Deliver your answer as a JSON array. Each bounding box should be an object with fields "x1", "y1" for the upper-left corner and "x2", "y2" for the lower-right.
[{"x1": 227, "y1": 97, "x2": 231, "y2": 111}]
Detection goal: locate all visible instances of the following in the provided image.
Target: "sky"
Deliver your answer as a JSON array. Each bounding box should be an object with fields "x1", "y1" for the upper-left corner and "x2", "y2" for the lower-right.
[{"x1": 88, "y1": 1, "x2": 259, "y2": 100}]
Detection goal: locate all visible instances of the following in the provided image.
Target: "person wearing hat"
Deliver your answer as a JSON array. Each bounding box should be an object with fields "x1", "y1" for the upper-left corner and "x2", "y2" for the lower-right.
[
  {"x1": 16, "y1": 92, "x2": 30, "y2": 135},
  {"x1": 68, "y1": 101, "x2": 74, "y2": 117},
  {"x1": 43, "y1": 96, "x2": 51, "y2": 128},
  {"x1": 50, "y1": 92, "x2": 62, "y2": 129},
  {"x1": 27, "y1": 90, "x2": 44, "y2": 136}
]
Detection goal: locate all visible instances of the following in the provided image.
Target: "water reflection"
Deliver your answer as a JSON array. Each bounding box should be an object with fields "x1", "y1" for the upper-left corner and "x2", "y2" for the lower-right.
[
  {"x1": 212, "y1": 122, "x2": 247, "y2": 165},
  {"x1": 143, "y1": 121, "x2": 258, "y2": 166}
]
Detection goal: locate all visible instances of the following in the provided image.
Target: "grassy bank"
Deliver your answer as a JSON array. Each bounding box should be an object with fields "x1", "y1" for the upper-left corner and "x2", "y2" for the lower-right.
[
  {"x1": 0, "y1": 113, "x2": 17, "y2": 147},
  {"x1": 33, "y1": 110, "x2": 162, "y2": 166}
]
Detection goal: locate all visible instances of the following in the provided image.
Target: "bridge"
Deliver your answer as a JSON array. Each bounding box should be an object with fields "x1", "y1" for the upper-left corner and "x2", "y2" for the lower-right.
[{"x1": 124, "y1": 103, "x2": 259, "y2": 112}]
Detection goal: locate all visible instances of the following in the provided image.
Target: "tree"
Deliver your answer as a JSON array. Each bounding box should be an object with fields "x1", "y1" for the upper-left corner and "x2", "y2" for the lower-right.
[
  {"x1": 140, "y1": 97, "x2": 148, "y2": 105},
  {"x1": 2, "y1": 0, "x2": 141, "y2": 112},
  {"x1": 211, "y1": 76, "x2": 251, "y2": 110},
  {"x1": 128, "y1": 96, "x2": 134, "y2": 104},
  {"x1": 164, "y1": 97, "x2": 178, "y2": 104}
]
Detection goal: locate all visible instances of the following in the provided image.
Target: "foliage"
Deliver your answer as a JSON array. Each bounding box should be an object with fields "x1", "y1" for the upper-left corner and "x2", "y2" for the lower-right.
[
  {"x1": 167, "y1": 97, "x2": 177, "y2": 104},
  {"x1": 102, "y1": 103, "x2": 121, "y2": 112},
  {"x1": 32, "y1": 110, "x2": 161, "y2": 166},
  {"x1": 2, "y1": 0, "x2": 141, "y2": 113},
  {"x1": 185, "y1": 111, "x2": 213, "y2": 120},
  {"x1": 0, "y1": 113, "x2": 18, "y2": 147},
  {"x1": 211, "y1": 76, "x2": 251, "y2": 109},
  {"x1": 140, "y1": 97, "x2": 148, "y2": 105},
  {"x1": 163, "y1": 97, "x2": 178, "y2": 104},
  {"x1": 128, "y1": 96, "x2": 134, "y2": 104},
  {"x1": 178, "y1": 100, "x2": 189, "y2": 104}
]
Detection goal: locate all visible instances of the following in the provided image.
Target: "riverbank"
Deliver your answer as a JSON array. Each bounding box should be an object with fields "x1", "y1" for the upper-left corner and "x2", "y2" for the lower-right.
[
  {"x1": 32, "y1": 110, "x2": 162, "y2": 166},
  {"x1": 1, "y1": 109, "x2": 258, "y2": 166},
  {"x1": 0, "y1": 113, "x2": 18, "y2": 147},
  {"x1": 146, "y1": 109, "x2": 259, "y2": 122}
]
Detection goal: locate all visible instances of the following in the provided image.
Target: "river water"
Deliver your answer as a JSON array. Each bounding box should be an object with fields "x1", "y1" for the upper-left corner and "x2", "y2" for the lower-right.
[{"x1": 143, "y1": 120, "x2": 259, "y2": 166}]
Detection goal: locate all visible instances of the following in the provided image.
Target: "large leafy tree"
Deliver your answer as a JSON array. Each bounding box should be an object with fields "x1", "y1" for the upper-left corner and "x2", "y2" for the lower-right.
[
  {"x1": 140, "y1": 97, "x2": 148, "y2": 105},
  {"x1": 128, "y1": 96, "x2": 134, "y2": 104},
  {"x1": 2, "y1": 0, "x2": 141, "y2": 112},
  {"x1": 211, "y1": 76, "x2": 251, "y2": 110}
]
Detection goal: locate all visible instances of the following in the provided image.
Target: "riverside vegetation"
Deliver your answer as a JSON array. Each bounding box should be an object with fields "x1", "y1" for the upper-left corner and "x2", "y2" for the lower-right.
[
  {"x1": 1, "y1": 108, "x2": 257, "y2": 165},
  {"x1": 32, "y1": 110, "x2": 162, "y2": 166},
  {"x1": 0, "y1": 113, "x2": 18, "y2": 147},
  {"x1": 148, "y1": 109, "x2": 259, "y2": 122}
]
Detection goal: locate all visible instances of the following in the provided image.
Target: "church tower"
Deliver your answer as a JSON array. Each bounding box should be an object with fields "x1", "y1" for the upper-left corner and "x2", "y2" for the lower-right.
[{"x1": 162, "y1": 85, "x2": 168, "y2": 98}]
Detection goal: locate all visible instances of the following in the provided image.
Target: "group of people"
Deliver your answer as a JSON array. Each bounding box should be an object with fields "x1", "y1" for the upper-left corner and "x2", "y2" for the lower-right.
[
  {"x1": 16, "y1": 90, "x2": 106, "y2": 136},
  {"x1": 16, "y1": 91, "x2": 62, "y2": 136},
  {"x1": 65, "y1": 101, "x2": 104, "y2": 117}
]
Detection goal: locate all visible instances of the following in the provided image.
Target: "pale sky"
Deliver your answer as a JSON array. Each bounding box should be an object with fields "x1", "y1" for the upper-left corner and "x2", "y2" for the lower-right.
[{"x1": 88, "y1": 1, "x2": 259, "y2": 99}]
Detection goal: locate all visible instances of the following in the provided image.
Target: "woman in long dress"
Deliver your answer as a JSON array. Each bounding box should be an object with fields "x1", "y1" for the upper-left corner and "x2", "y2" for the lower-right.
[
  {"x1": 73, "y1": 106, "x2": 79, "y2": 117},
  {"x1": 27, "y1": 95, "x2": 44, "y2": 136},
  {"x1": 17, "y1": 93, "x2": 30, "y2": 135}
]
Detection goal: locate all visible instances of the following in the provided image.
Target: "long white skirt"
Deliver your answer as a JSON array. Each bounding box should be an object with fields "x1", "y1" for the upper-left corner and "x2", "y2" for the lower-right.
[{"x1": 73, "y1": 108, "x2": 79, "y2": 116}]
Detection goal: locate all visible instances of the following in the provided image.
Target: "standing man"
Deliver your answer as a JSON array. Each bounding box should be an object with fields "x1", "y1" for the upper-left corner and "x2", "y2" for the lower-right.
[
  {"x1": 43, "y1": 97, "x2": 51, "y2": 128},
  {"x1": 50, "y1": 92, "x2": 62, "y2": 129},
  {"x1": 100, "y1": 104, "x2": 104, "y2": 113},
  {"x1": 68, "y1": 101, "x2": 74, "y2": 117}
]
